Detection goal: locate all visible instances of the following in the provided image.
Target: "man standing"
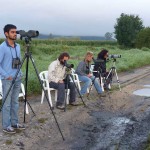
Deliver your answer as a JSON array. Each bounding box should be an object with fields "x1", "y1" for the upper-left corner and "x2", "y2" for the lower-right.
[
  {"x1": 0, "y1": 24, "x2": 25, "y2": 134},
  {"x1": 48, "y1": 52, "x2": 78, "y2": 109}
]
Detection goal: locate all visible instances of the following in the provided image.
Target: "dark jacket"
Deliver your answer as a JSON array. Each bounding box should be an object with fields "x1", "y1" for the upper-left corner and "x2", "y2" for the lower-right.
[{"x1": 93, "y1": 56, "x2": 107, "y2": 77}]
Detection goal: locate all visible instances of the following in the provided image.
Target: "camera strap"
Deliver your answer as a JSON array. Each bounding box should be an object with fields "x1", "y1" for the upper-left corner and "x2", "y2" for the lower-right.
[{"x1": 9, "y1": 47, "x2": 19, "y2": 59}]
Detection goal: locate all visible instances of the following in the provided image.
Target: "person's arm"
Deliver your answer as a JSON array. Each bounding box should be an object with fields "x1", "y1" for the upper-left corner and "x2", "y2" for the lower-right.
[
  {"x1": 0, "y1": 46, "x2": 10, "y2": 79},
  {"x1": 48, "y1": 61, "x2": 61, "y2": 83},
  {"x1": 75, "y1": 61, "x2": 87, "y2": 76}
]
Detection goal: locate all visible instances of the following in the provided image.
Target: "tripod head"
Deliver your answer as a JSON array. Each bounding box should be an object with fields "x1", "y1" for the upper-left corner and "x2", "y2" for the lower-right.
[{"x1": 65, "y1": 68, "x2": 72, "y2": 75}]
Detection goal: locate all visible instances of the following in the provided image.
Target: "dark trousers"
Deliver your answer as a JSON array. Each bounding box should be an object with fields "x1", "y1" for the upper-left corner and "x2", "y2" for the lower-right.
[{"x1": 49, "y1": 81, "x2": 76, "y2": 106}]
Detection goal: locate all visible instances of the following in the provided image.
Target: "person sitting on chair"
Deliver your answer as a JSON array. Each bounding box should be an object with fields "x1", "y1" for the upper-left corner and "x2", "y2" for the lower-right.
[
  {"x1": 75, "y1": 51, "x2": 106, "y2": 97},
  {"x1": 48, "y1": 52, "x2": 77, "y2": 110},
  {"x1": 93, "y1": 49, "x2": 112, "y2": 89}
]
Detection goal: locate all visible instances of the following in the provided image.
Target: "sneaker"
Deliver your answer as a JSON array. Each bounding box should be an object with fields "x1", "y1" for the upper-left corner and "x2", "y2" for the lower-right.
[
  {"x1": 3, "y1": 126, "x2": 16, "y2": 134},
  {"x1": 69, "y1": 101, "x2": 79, "y2": 106},
  {"x1": 56, "y1": 105, "x2": 65, "y2": 110},
  {"x1": 12, "y1": 124, "x2": 25, "y2": 130},
  {"x1": 98, "y1": 93, "x2": 106, "y2": 97}
]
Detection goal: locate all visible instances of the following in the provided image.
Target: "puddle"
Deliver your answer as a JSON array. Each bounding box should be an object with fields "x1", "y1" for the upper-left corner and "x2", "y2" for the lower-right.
[
  {"x1": 133, "y1": 84, "x2": 150, "y2": 96},
  {"x1": 144, "y1": 84, "x2": 150, "y2": 88},
  {"x1": 91, "y1": 117, "x2": 133, "y2": 149},
  {"x1": 133, "y1": 88, "x2": 150, "y2": 97}
]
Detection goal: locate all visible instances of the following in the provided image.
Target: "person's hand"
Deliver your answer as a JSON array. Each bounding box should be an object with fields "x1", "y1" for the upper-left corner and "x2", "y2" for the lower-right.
[
  {"x1": 6, "y1": 76, "x2": 12, "y2": 80},
  {"x1": 58, "y1": 80, "x2": 64, "y2": 83},
  {"x1": 87, "y1": 74, "x2": 92, "y2": 78}
]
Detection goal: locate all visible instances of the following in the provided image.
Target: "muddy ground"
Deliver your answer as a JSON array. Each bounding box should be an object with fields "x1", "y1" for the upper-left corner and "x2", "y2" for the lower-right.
[{"x1": 0, "y1": 66, "x2": 150, "y2": 150}]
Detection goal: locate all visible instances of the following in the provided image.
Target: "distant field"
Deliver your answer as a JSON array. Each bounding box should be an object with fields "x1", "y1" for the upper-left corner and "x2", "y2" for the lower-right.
[{"x1": 0, "y1": 39, "x2": 150, "y2": 95}]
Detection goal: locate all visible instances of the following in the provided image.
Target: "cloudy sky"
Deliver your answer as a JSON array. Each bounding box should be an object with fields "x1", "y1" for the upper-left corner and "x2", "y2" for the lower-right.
[{"x1": 0, "y1": 0, "x2": 149, "y2": 37}]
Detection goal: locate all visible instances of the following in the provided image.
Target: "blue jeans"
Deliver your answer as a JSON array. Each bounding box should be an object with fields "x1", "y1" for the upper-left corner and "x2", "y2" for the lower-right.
[
  {"x1": 2, "y1": 79, "x2": 21, "y2": 129},
  {"x1": 78, "y1": 75, "x2": 102, "y2": 95}
]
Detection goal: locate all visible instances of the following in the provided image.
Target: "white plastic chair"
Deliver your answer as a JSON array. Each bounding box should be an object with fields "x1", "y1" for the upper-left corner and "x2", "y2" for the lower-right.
[
  {"x1": 39, "y1": 71, "x2": 70, "y2": 107},
  {"x1": 70, "y1": 69, "x2": 81, "y2": 91},
  {"x1": 0, "y1": 80, "x2": 29, "y2": 114}
]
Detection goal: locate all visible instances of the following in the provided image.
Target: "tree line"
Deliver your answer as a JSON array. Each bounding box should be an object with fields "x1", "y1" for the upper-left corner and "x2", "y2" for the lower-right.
[{"x1": 114, "y1": 13, "x2": 150, "y2": 48}]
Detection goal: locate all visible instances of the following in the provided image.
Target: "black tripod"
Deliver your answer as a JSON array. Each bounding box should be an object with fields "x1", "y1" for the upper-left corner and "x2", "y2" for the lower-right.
[
  {"x1": 106, "y1": 58, "x2": 121, "y2": 91},
  {"x1": 87, "y1": 65, "x2": 105, "y2": 97},
  {"x1": 0, "y1": 37, "x2": 65, "y2": 140},
  {"x1": 64, "y1": 69, "x2": 86, "y2": 112}
]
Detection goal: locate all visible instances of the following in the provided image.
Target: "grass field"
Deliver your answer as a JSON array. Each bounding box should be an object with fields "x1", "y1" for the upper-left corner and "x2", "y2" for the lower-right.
[{"x1": 1, "y1": 39, "x2": 150, "y2": 95}]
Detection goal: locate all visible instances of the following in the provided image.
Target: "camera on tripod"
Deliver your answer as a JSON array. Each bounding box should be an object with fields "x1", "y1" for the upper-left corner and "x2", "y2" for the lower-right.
[
  {"x1": 109, "y1": 54, "x2": 121, "y2": 59},
  {"x1": 16, "y1": 30, "x2": 39, "y2": 38},
  {"x1": 64, "y1": 60, "x2": 74, "y2": 69}
]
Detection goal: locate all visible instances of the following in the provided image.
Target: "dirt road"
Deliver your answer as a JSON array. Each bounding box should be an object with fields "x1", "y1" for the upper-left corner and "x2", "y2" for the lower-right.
[{"x1": 0, "y1": 66, "x2": 150, "y2": 150}]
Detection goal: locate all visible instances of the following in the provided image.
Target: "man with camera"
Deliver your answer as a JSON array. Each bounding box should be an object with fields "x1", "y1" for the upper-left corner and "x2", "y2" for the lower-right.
[
  {"x1": 0, "y1": 24, "x2": 25, "y2": 134},
  {"x1": 48, "y1": 52, "x2": 77, "y2": 110}
]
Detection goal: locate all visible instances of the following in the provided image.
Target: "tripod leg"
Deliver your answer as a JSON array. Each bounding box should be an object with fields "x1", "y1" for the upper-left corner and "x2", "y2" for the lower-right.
[
  {"x1": 29, "y1": 54, "x2": 65, "y2": 141},
  {"x1": 69, "y1": 74, "x2": 86, "y2": 107},
  {"x1": 87, "y1": 81, "x2": 94, "y2": 98},
  {"x1": 114, "y1": 69, "x2": 121, "y2": 91},
  {"x1": 23, "y1": 52, "x2": 37, "y2": 123},
  {"x1": 64, "y1": 74, "x2": 69, "y2": 112}
]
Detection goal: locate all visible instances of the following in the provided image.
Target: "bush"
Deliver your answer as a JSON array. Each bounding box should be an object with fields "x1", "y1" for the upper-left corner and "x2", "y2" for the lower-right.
[{"x1": 135, "y1": 27, "x2": 150, "y2": 48}]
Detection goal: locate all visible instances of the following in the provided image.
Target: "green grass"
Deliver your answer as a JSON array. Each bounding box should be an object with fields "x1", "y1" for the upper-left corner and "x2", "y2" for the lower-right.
[
  {"x1": 21, "y1": 43, "x2": 150, "y2": 95},
  {"x1": 1, "y1": 39, "x2": 150, "y2": 95}
]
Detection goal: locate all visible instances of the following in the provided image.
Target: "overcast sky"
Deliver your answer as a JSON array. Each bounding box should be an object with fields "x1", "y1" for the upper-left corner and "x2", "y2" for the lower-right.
[{"x1": 0, "y1": 0, "x2": 149, "y2": 37}]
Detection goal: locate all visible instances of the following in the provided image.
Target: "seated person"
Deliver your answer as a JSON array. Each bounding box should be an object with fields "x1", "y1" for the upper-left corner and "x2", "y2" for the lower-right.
[
  {"x1": 93, "y1": 49, "x2": 112, "y2": 89},
  {"x1": 48, "y1": 52, "x2": 77, "y2": 110},
  {"x1": 75, "y1": 51, "x2": 105, "y2": 97}
]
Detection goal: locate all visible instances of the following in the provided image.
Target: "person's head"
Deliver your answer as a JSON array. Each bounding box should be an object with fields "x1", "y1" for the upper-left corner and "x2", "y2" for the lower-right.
[
  {"x1": 58, "y1": 52, "x2": 70, "y2": 65},
  {"x1": 97, "y1": 49, "x2": 108, "y2": 59},
  {"x1": 84, "y1": 51, "x2": 93, "y2": 63},
  {"x1": 4, "y1": 24, "x2": 17, "y2": 40}
]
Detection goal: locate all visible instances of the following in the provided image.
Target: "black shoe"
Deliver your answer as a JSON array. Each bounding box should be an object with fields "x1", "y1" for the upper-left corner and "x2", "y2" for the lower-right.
[
  {"x1": 3, "y1": 127, "x2": 16, "y2": 134},
  {"x1": 56, "y1": 105, "x2": 65, "y2": 110},
  {"x1": 12, "y1": 124, "x2": 25, "y2": 130},
  {"x1": 69, "y1": 101, "x2": 79, "y2": 106}
]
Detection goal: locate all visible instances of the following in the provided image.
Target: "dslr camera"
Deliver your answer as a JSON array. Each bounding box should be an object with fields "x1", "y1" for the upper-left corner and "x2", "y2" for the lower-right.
[
  {"x1": 64, "y1": 60, "x2": 74, "y2": 69},
  {"x1": 109, "y1": 54, "x2": 121, "y2": 59}
]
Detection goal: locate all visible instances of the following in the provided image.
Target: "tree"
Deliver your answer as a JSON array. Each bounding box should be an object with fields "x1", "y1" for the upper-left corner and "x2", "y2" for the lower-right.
[
  {"x1": 135, "y1": 27, "x2": 150, "y2": 48},
  {"x1": 105, "y1": 32, "x2": 113, "y2": 40},
  {"x1": 114, "y1": 13, "x2": 144, "y2": 47}
]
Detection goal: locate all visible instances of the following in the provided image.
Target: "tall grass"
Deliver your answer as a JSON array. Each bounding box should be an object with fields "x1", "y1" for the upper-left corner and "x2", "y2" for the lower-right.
[{"x1": 0, "y1": 39, "x2": 150, "y2": 95}]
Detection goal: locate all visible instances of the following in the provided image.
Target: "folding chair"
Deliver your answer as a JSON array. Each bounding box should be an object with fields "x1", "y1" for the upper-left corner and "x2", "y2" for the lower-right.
[
  {"x1": 0, "y1": 80, "x2": 29, "y2": 114},
  {"x1": 70, "y1": 69, "x2": 81, "y2": 91}
]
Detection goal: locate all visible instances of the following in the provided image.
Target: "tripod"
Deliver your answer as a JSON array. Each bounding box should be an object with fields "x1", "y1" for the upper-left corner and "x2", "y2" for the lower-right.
[
  {"x1": 106, "y1": 58, "x2": 121, "y2": 91},
  {"x1": 87, "y1": 65, "x2": 105, "y2": 97},
  {"x1": 64, "y1": 69, "x2": 86, "y2": 112},
  {"x1": 0, "y1": 37, "x2": 65, "y2": 140}
]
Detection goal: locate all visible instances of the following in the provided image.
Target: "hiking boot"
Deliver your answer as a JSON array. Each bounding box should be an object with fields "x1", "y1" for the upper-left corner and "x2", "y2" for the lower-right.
[
  {"x1": 3, "y1": 126, "x2": 16, "y2": 134},
  {"x1": 69, "y1": 101, "x2": 79, "y2": 106},
  {"x1": 12, "y1": 124, "x2": 25, "y2": 130},
  {"x1": 56, "y1": 105, "x2": 65, "y2": 110}
]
